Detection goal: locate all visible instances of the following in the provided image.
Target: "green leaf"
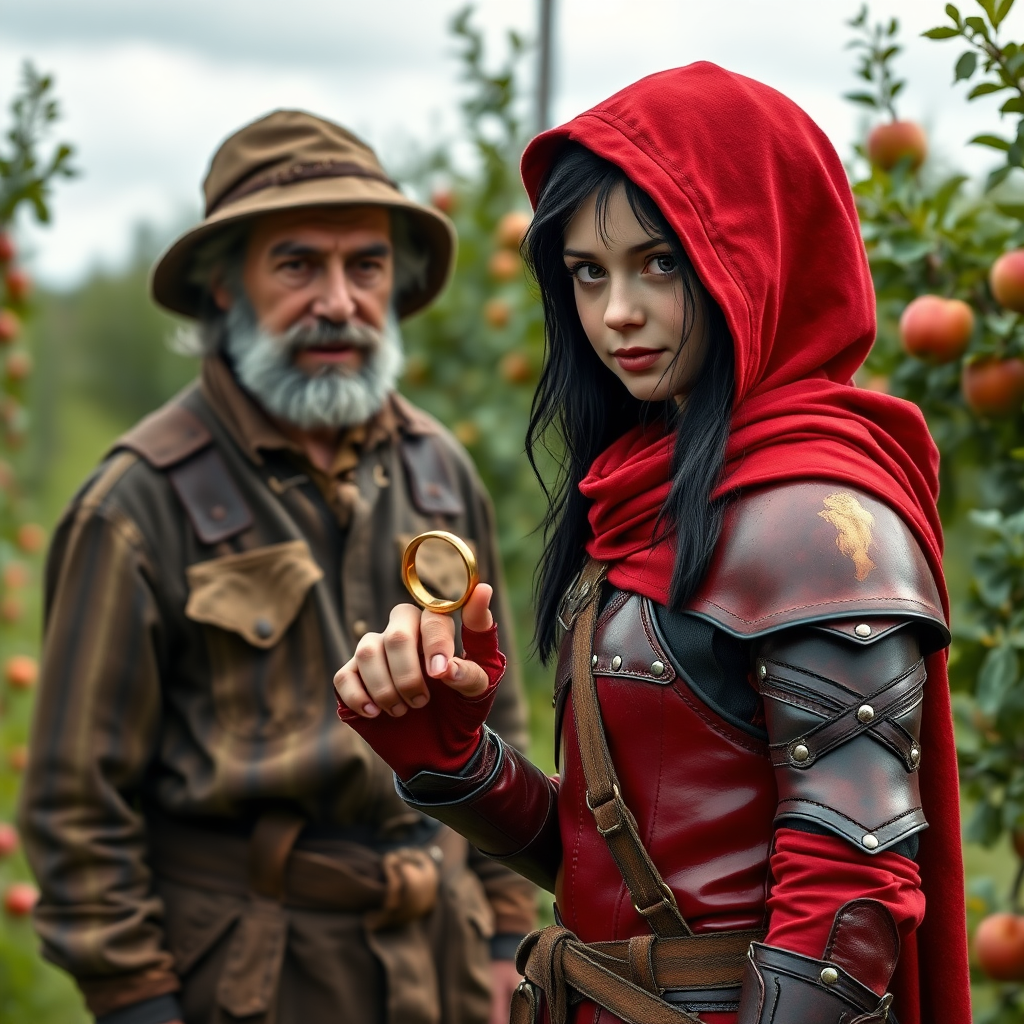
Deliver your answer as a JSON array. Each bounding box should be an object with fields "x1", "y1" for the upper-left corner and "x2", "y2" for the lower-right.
[
  {"x1": 966, "y1": 16, "x2": 989, "y2": 32},
  {"x1": 844, "y1": 92, "x2": 879, "y2": 108},
  {"x1": 923, "y1": 26, "x2": 960, "y2": 38},
  {"x1": 956, "y1": 51, "x2": 979, "y2": 80},
  {"x1": 977, "y1": 645, "x2": 1019, "y2": 715},
  {"x1": 994, "y1": 0, "x2": 1016, "y2": 27},
  {"x1": 1001, "y1": 96, "x2": 1024, "y2": 113},
  {"x1": 971, "y1": 133, "x2": 1012, "y2": 150},
  {"x1": 966, "y1": 799, "x2": 1004, "y2": 846},
  {"x1": 995, "y1": 202, "x2": 1024, "y2": 219},
  {"x1": 947, "y1": 2, "x2": 963, "y2": 21},
  {"x1": 980, "y1": 0, "x2": 999, "y2": 21},
  {"x1": 969, "y1": 82, "x2": 1008, "y2": 97},
  {"x1": 990, "y1": 165, "x2": 1016, "y2": 190}
]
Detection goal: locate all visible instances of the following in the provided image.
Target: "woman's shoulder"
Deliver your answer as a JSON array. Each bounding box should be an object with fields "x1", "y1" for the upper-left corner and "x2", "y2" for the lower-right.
[{"x1": 687, "y1": 479, "x2": 949, "y2": 652}]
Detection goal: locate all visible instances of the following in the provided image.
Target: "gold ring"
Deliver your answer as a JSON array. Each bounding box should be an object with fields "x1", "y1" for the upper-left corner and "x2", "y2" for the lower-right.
[{"x1": 401, "y1": 531, "x2": 479, "y2": 614}]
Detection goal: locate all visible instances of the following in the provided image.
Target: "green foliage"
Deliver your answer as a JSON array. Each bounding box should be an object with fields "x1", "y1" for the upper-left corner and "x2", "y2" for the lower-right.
[{"x1": 846, "y1": 5, "x2": 906, "y2": 117}]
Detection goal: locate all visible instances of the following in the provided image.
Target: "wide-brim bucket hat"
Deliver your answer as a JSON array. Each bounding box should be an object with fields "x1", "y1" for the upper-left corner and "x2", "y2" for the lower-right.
[{"x1": 151, "y1": 109, "x2": 456, "y2": 320}]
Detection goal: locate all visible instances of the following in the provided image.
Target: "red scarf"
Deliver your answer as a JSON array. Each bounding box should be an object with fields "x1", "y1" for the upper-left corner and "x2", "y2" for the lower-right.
[{"x1": 523, "y1": 62, "x2": 968, "y2": 1023}]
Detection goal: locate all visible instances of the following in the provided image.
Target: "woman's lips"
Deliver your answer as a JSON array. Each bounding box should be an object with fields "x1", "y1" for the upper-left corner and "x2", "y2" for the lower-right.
[{"x1": 612, "y1": 347, "x2": 663, "y2": 372}]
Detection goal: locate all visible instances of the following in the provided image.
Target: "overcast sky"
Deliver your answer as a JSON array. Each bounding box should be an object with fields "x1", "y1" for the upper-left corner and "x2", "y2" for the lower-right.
[{"x1": 3, "y1": 0, "x2": 1022, "y2": 289}]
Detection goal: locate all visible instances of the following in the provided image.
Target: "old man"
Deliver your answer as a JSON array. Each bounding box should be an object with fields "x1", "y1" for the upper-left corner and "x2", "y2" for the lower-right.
[{"x1": 19, "y1": 110, "x2": 533, "y2": 1024}]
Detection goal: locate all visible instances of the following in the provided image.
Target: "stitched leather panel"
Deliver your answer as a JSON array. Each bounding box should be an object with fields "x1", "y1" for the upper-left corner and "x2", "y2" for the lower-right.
[
  {"x1": 115, "y1": 400, "x2": 212, "y2": 468},
  {"x1": 398, "y1": 434, "x2": 464, "y2": 516},
  {"x1": 688, "y1": 482, "x2": 949, "y2": 653},
  {"x1": 169, "y1": 447, "x2": 254, "y2": 545},
  {"x1": 823, "y1": 899, "x2": 900, "y2": 997},
  {"x1": 755, "y1": 628, "x2": 926, "y2": 852}
]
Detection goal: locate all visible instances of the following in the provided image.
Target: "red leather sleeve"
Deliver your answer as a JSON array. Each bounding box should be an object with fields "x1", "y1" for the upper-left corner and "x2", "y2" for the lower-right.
[
  {"x1": 337, "y1": 623, "x2": 506, "y2": 779},
  {"x1": 765, "y1": 827, "x2": 925, "y2": 996}
]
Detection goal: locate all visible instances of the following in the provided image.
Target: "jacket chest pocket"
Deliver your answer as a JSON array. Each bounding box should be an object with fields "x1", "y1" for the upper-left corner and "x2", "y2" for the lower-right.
[{"x1": 185, "y1": 540, "x2": 327, "y2": 740}]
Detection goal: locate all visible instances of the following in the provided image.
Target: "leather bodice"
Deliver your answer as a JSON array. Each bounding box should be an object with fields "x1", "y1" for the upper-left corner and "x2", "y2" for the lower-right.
[{"x1": 554, "y1": 589, "x2": 777, "y2": 942}]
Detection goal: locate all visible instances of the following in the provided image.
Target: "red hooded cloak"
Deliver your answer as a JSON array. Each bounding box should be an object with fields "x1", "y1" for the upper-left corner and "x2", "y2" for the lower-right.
[{"x1": 521, "y1": 62, "x2": 970, "y2": 1023}]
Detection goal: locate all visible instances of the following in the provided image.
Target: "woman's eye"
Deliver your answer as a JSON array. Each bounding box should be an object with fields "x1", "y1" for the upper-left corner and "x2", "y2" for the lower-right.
[
  {"x1": 649, "y1": 254, "x2": 677, "y2": 275},
  {"x1": 573, "y1": 263, "x2": 605, "y2": 284}
]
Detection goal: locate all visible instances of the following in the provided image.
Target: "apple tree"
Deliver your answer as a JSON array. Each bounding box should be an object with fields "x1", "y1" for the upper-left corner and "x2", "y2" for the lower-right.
[
  {"x1": 0, "y1": 63, "x2": 84, "y2": 1024},
  {"x1": 849, "y1": 1, "x2": 1024, "y2": 1013}
]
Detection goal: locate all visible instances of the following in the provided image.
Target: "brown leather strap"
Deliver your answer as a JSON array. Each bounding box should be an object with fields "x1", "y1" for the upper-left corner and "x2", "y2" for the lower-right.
[
  {"x1": 569, "y1": 559, "x2": 690, "y2": 938},
  {"x1": 762, "y1": 656, "x2": 925, "y2": 771}
]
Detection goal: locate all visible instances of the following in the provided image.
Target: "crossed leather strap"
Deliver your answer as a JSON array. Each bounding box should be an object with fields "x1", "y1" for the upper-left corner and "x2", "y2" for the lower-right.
[{"x1": 512, "y1": 560, "x2": 764, "y2": 1024}]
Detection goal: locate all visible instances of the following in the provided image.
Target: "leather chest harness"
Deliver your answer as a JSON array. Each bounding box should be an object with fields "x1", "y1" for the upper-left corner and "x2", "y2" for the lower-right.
[{"x1": 512, "y1": 559, "x2": 764, "y2": 1024}]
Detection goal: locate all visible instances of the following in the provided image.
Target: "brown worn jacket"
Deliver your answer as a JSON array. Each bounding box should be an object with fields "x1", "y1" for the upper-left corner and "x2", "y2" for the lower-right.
[{"x1": 19, "y1": 358, "x2": 534, "y2": 1021}]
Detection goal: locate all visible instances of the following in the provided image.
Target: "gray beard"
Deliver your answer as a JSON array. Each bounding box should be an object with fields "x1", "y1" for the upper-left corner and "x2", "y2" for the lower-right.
[{"x1": 222, "y1": 297, "x2": 404, "y2": 430}]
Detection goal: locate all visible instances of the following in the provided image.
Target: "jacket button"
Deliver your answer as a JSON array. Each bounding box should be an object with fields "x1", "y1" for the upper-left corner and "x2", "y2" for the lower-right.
[
  {"x1": 791, "y1": 743, "x2": 810, "y2": 762},
  {"x1": 862, "y1": 834, "x2": 879, "y2": 850},
  {"x1": 610, "y1": 655, "x2": 622, "y2": 671},
  {"x1": 254, "y1": 618, "x2": 274, "y2": 640},
  {"x1": 857, "y1": 704, "x2": 875, "y2": 723},
  {"x1": 855, "y1": 623, "x2": 872, "y2": 638},
  {"x1": 820, "y1": 966, "x2": 839, "y2": 985},
  {"x1": 353, "y1": 619, "x2": 368, "y2": 638},
  {"x1": 650, "y1": 660, "x2": 665, "y2": 676},
  {"x1": 210, "y1": 504, "x2": 227, "y2": 522}
]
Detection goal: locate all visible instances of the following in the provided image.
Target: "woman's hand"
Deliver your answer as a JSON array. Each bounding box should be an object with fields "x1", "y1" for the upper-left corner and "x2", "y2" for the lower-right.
[
  {"x1": 334, "y1": 583, "x2": 495, "y2": 719},
  {"x1": 332, "y1": 584, "x2": 506, "y2": 780}
]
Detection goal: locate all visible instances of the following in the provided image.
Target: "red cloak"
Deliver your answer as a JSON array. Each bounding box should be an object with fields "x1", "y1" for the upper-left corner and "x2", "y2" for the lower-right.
[{"x1": 521, "y1": 62, "x2": 969, "y2": 1023}]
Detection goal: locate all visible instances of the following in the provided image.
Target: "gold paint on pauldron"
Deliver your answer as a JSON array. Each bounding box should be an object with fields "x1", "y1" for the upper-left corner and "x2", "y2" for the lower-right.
[{"x1": 818, "y1": 492, "x2": 877, "y2": 581}]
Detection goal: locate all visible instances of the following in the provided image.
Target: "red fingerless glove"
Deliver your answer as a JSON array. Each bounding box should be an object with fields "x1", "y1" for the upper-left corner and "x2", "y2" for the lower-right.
[{"x1": 337, "y1": 622, "x2": 506, "y2": 781}]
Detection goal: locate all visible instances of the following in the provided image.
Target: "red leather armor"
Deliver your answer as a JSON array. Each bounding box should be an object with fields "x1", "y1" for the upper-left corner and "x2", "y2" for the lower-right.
[{"x1": 555, "y1": 590, "x2": 776, "y2": 942}]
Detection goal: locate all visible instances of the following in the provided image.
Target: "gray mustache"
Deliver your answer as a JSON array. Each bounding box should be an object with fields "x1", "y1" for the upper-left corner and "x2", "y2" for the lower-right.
[{"x1": 283, "y1": 319, "x2": 382, "y2": 352}]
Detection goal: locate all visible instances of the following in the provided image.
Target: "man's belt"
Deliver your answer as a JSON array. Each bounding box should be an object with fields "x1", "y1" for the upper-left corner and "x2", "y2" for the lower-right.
[
  {"x1": 148, "y1": 808, "x2": 445, "y2": 921},
  {"x1": 511, "y1": 925, "x2": 763, "y2": 1024}
]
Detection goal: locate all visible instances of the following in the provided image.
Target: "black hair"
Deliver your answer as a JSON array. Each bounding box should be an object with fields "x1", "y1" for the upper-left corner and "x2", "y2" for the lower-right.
[{"x1": 523, "y1": 143, "x2": 736, "y2": 662}]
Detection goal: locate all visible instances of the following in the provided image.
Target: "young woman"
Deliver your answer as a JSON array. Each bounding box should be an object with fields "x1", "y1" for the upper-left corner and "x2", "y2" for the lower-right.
[{"x1": 334, "y1": 63, "x2": 971, "y2": 1024}]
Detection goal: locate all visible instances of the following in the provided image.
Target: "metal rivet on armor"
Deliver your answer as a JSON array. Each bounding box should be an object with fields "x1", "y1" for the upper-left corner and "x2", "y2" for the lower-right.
[
  {"x1": 855, "y1": 623, "x2": 872, "y2": 638},
  {"x1": 820, "y1": 966, "x2": 839, "y2": 985},
  {"x1": 352, "y1": 619, "x2": 368, "y2": 639},
  {"x1": 791, "y1": 743, "x2": 810, "y2": 763},
  {"x1": 758, "y1": 661, "x2": 767, "y2": 680},
  {"x1": 254, "y1": 618, "x2": 274, "y2": 640},
  {"x1": 857, "y1": 704, "x2": 875, "y2": 724},
  {"x1": 910, "y1": 746, "x2": 921, "y2": 766},
  {"x1": 611, "y1": 655, "x2": 622, "y2": 671},
  {"x1": 592, "y1": 654, "x2": 598, "y2": 667},
  {"x1": 862, "y1": 834, "x2": 879, "y2": 850},
  {"x1": 429, "y1": 845, "x2": 444, "y2": 864},
  {"x1": 210, "y1": 504, "x2": 227, "y2": 522},
  {"x1": 651, "y1": 660, "x2": 665, "y2": 676},
  {"x1": 579, "y1": 582, "x2": 590, "y2": 598}
]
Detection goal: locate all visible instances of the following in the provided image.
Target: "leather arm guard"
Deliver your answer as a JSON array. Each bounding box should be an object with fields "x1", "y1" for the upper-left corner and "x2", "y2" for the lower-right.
[
  {"x1": 737, "y1": 899, "x2": 901, "y2": 1023},
  {"x1": 397, "y1": 727, "x2": 562, "y2": 892},
  {"x1": 754, "y1": 619, "x2": 926, "y2": 853}
]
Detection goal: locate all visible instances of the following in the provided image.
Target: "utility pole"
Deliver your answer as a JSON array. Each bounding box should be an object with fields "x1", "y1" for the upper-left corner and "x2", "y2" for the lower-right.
[{"x1": 536, "y1": 0, "x2": 555, "y2": 133}]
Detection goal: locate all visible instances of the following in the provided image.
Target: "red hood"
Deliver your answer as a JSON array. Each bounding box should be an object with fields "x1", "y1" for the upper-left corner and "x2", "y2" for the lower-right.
[{"x1": 522, "y1": 63, "x2": 970, "y2": 1023}]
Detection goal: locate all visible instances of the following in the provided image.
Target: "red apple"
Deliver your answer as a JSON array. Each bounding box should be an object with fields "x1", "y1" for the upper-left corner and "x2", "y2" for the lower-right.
[
  {"x1": 5, "y1": 655, "x2": 38, "y2": 690},
  {"x1": 3, "y1": 561, "x2": 28, "y2": 590},
  {"x1": 7, "y1": 745, "x2": 28, "y2": 772},
  {"x1": 3, "y1": 882, "x2": 39, "y2": 917},
  {"x1": 991, "y1": 250, "x2": 1024, "y2": 313},
  {"x1": 899, "y1": 295, "x2": 974, "y2": 363},
  {"x1": 453, "y1": 420, "x2": 480, "y2": 446},
  {"x1": 495, "y1": 210, "x2": 532, "y2": 250},
  {"x1": 0, "y1": 823, "x2": 18, "y2": 857},
  {"x1": 867, "y1": 121, "x2": 928, "y2": 171},
  {"x1": 430, "y1": 187, "x2": 456, "y2": 215},
  {"x1": 4, "y1": 269, "x2": 31, "y2": 304},
  {"x1": 1, "y1": 595, "x2": 23, "y2": 623},
  {"x1": 0, "y1": 310, "x2": 19, "y2": 343},
  {"x1": 500, "y1": 351, "x2": 533, "y2": 384},
  {"x1": 488, "y1": 249, "x2": 520, "y2": 282},
  {"x1": 0, "y1": 234, "x2": 15, "y2": 264},
  {"x1": 962, "y1": 357, "x2": 1024, "y2": 417},
  {"x1": 6, "y1": 350, "x2": 31, "y2": 381},
  {"x1": 974, "y1": 912, "x2": 1024, "y2": 980},
  {"x1": 16, "y1": 522, "x2": 45, "y2": 554},
  {"x1": 484, "y1": 298, "x2": 511, "y2": 329}
]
